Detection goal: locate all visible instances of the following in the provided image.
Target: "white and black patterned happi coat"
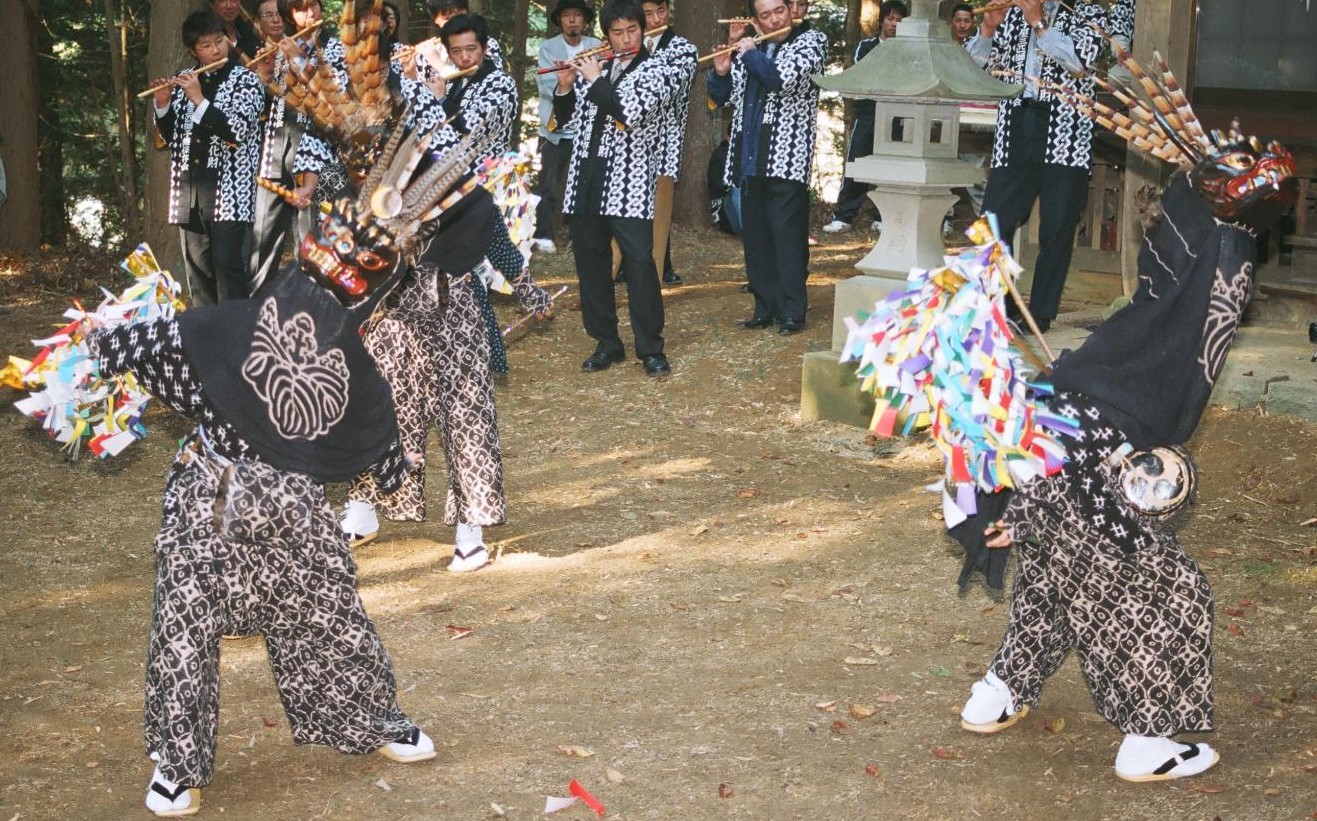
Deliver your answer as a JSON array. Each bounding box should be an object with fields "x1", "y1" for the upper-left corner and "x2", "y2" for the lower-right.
[
  {"x1": 439, "y1": 59, "x2": 519, "y2": 169},
  {"x1": 558, "y1": 51, "x2": 688, "y2": 220},
  {"x1": 649, "y1": 30, "x2": 698, "y2": 181},
  {"x1": 156, "y1": 61, "x2": 265, "y2": 224},
  {"x1": 985, "y1": 2, "x2": 1107, "y2": 169},
  {"x1": 719, "y1": 25, "x2": 827, "y2": 187}
]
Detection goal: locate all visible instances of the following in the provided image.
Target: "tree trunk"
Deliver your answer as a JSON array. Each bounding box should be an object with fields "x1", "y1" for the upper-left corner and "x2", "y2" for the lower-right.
[
  {"x1": 509, "y1": 0, "x2": 531, "y2": 97},
  {"x1": 0, "y1": 0, "x2": 42, "y2": 251},
  {"x1": 144, "y1": 0, "x2": 192, "y2": 272},
  {"x1": 672, "y1": 0, "x2": 739, "y2": 228},
  {"x1": 106, "y1": 0, "x2": 142, "y2": 245},
  {"x1": 36, "y1": 7, "x2": 68, "y2": 246}
]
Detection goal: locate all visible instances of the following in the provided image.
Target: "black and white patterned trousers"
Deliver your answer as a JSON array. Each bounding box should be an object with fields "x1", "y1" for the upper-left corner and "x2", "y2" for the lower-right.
[
  {"x1": 145, "y1": 438, "x2": 417, "y2": 788},
  {"x1": 990, "y1": 395, "x2": 1215, "y2": 736},
  {"x1": 349, "y1": 269, "x2": 506, "y2": 527}
]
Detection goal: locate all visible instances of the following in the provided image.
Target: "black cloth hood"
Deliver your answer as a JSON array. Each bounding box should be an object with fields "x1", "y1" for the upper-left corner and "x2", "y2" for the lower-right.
[
  {"x1": 177, "y1": 267, "x2": 399, "y2": 483},
  {"x1": 417, "y1": 184, "x2": 498, "y2": 273},
  {"x1": 1049, "y1": 175, "x2": 1257, "y2": 449}
]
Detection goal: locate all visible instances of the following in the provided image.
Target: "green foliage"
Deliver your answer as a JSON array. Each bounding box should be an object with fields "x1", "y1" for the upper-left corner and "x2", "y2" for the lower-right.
[{"x1": 37, "y1": 0, "x2": 151, "y2": 249}]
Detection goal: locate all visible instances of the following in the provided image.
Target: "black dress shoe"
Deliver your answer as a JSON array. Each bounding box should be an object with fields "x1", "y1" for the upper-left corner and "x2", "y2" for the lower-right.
[
  {"x1": 740, "y1": 283, "x2": 751, "y2": 293},
  {"x1": 737, "y1": 316, "x2": 775, "y2": 330},
  {"x1": 582, "y1": 350, "x2": 625, "y2": 372},
  {"x1": 642, "y1": 354, "x2": 671, "y2": 376},
  {"x1": 662, "y1": 270, "x2": 683, "y2": 286},
  {"x1": 778, "y1": 319, "x2": 805, "y2": 335}
]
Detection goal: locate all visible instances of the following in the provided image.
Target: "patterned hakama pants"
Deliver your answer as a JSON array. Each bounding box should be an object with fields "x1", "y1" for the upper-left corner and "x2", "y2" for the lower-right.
[
  {"x1": 145, "y1": 441, "x2": 417, "y2": 788},
  {"x1": 348, "y1": 268, "x2": 506, "y2": 527},
  {"x1": 990, "y1": 396, "x2": 1215, "y2": 736}
]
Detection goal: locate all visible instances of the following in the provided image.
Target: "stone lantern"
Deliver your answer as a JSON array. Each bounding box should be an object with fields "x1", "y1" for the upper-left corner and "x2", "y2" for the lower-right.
[{"x1": 801, "y1": 0, "x2": 1020, "y2": 427}]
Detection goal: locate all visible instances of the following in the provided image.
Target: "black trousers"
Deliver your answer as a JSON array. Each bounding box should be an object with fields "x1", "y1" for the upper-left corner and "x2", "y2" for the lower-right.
[
  {"x1": 248, "y1": 123, "x2": 308, "y2": 295},
  {"x1": 831, "y1": 115, "x2": 878, "y2": 225},
  {"x1": 179, "y1": 212, "x2": 252, "y2": 306},
  {"x1": 569, "y1": 163, "x2": 665, "y2": 358},
  {"x1": 534, "y1": 136, "x2": 574, "y2": 240},
  {"x1": 742, "y1": 175, "x2": 810, "y2": 324},
  {"x1": 982, "y1": 105, "x2": 1090, "y2": 322}
]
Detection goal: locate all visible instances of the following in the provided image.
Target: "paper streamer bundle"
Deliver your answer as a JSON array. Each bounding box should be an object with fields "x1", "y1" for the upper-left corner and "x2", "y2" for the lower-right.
[
  {"x1": 470, "y1": 152, "x2": 541, "y2": 295},
  {"x1": 476, "y1": 152, "x2": 540, "y2": 252},
  {"x1": 839, "y1": 217, "x2": 1079, "y2": 528},
  {"x1": 2, "y1": 244, "x2": 185, "y2": 459}
]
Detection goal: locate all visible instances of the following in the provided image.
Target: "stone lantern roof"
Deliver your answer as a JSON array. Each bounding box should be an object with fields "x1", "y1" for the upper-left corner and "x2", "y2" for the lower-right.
[{"x1": 814, "y1": 0, "x2": 1020, "y2": 104}]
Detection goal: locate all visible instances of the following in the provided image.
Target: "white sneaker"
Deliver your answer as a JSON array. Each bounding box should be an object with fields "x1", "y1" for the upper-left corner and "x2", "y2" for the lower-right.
[
  {"x1": 145, "y1": 762, "x2": 200, "y2": 817},
  {"x1": 378, "y1": 727, "x2": 437, "y2": 763},
  {"x1": 870, "y1": 220, "x2": 884, "y2": 231},
  {"x1": 959, "y1": 671, "x2": 1028, "y2": 733},
  {"x1": 532, "y1": 238, "x2": 557, "y2": 254},
  {"x1": 1114, "y1": 735, "x2": 1220, "y2": 782},
  {"x1": 340, "y1": 500, "x2": 379, "y2": 548},
  {"x1": 822, "y1": 220, "x2": 852, "y2": 234},
  {"x1": 448, "y1": 544, "x2": 490, "y2": 573}
]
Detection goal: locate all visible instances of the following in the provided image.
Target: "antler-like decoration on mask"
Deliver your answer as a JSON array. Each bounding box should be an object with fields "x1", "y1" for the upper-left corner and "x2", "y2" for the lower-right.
[{"x1": 276, "y1": 0, "x2": 397, "y2": 182}]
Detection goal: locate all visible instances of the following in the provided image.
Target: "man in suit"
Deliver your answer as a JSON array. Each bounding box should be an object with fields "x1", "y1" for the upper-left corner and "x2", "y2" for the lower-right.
[
  {"x1": 708, "y1": 0, "x2": 827, "y2": 335},
  {"x1": 553, "y1": 0, "x2": 686, "y2": 376},
  {"x1": 967, "y1": 0, "x2": 1107, "y2": 333}
]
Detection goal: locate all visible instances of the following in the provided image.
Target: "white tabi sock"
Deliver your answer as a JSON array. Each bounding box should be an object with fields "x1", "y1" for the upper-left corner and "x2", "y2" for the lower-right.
[{"x1": 454, "y1": 522, "x2": 483, "y2": 553}]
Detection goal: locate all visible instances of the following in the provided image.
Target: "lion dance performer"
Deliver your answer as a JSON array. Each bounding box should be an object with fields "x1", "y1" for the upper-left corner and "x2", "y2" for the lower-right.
[
  {"x1": 955, "y1": 47, "x2": 1297, "y2": 780},
  {"x1": 89, "y1": 2, "x2": 498, "y2": 814}
]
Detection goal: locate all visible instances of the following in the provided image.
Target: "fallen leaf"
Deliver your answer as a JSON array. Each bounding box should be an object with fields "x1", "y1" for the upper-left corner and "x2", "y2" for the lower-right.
[
  {"x1": 931, "y1": 746, "x2": 961, "y2": 760},
  {"x1": 1262, "y1": 787, "x2": 1282, "y2": 797},
  {"x1": 1185, "y1": 783, "x2": 1227, "y2": 794},
  {"x1": 690, "y1": 524, "x2": 709, "y2": 536},
  {"x1": 1224, "y1": 606, "x2": 1246, "y2": 617},
  {"x1": 669, "y1": 602, "x2": 691, "y2": 612},
  {"x1": 375, "y1": 778, "x2": 392, "y2": 791},
  {"x1": 1044, "y1": 717, "x2": 1067, "y2": 734},
  {"x1": 864, "y1": 762, "x2": 882, "y2": 778},
  {"x1": 794, "y1": 532, "x2": 808, "y2": 540},
  {"x1": 446, "y1": 624, "x2": 474, "y2": 640},
  {"x1": 718, "y1": 783, "x2": 734, "y2": 799},
  {"x1": 556, "y1": 745, "x2": 596, "y2": 758},
  {"x1": 64, "y1": 665, "x2": 84, "y2": 673},
  {"x1": 849, "y1": 704, "x2": 876, "y2": 719},
  {"x1": 831, "y1": 720, "x2": 849, "y2": 734},
  {"x1": 844, "y1": 656, "x2": 879, "y2": 666},
  {"x1": 262, "y1": 717, "x2": 278, "y2": 728},
  {"x1": 490, "y1": 802, "x2": 506, "y2": 817},
  {"x1": 931, "y1": 666, "x2": 952, "y2": 677},
  {"x1": 85, "y1": 761, "x2": 99, "y2": 769},
  {"x1": 1228, "y1": 622, "x2": 1245, "y2": 637},
  {"x1": 604, "y1": 766, "x2": 626, "y2": 783},
  {"x1": 873, "y1": 646, "x2": 894, "y2": 657},
  {"x1": 875, "y1": 694, "x2": 903, "y2": 704},
  {"x1": 736, "y1": 488, "x2": 759, "y2": 499},
  {"x1": 717, "y1": 594, "x2": 743, "y2": 603},
  {"x1": 815, "y1": 700, "x2": 837, "y2": 712},
  {"x1": 1056, "y1": 791, "x2": 1074, "y2": 804}
]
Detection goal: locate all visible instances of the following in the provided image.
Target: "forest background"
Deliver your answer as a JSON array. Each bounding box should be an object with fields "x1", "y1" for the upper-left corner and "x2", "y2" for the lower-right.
[{"x1": 0, "y1": 0, "x2": 894, "y2": 267}]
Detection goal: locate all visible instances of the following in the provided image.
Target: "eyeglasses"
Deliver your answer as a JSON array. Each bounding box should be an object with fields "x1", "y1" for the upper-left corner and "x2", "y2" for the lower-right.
[{"x1": 259, "y1": 11, "x2": 281, "y2": 18}]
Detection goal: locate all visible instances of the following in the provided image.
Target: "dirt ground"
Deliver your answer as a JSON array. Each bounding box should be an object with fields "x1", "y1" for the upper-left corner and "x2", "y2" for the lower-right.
[{"x1": 0, "y1": 227, "x2": 1314, "y2": 821}]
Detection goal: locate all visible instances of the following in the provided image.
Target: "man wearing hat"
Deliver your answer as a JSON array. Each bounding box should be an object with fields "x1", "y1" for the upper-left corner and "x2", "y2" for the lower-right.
[{"x1": 532, "y1": 0, "x2": 601, "y2": 254}]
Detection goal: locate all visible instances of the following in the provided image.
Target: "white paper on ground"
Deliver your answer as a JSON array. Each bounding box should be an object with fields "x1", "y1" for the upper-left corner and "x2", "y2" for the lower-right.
[{"x1": 544, "y1": 795, "x2": 578, "y2": 813}]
